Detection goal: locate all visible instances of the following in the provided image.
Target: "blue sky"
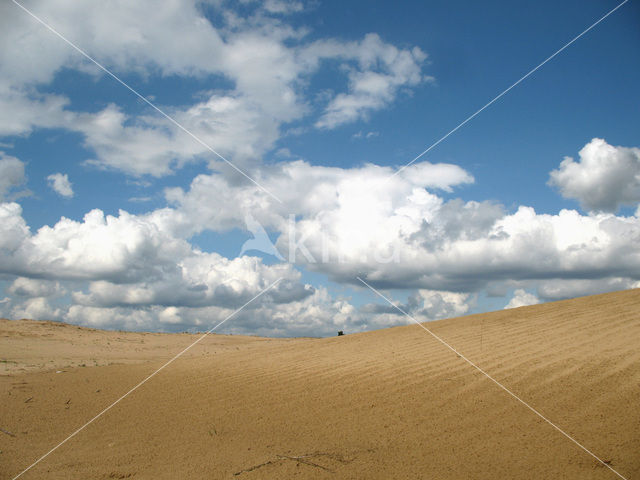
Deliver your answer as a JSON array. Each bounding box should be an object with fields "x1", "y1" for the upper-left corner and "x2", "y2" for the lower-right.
[{"x1": 0, "y1": 0, "x2": 639, "y2": 336}]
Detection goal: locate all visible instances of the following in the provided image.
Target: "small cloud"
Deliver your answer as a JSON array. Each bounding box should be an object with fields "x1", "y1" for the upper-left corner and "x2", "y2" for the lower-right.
[
  {"x1": 8, "y1": 277, "x2": 64, "y2": 298},
  {"x1": 504, "y1": 289, "x2": 540, "y2": 309},
  {"x1": 263, "y1": 0, "x2": 305, "y2": 14},
  {"x1": 275, "y1": 148, "x2": 293, "y2": 158},
  {"x1": 0, "y1": 153, "x2": 26, "y2": 200},
  {"x1": 548, "y1": 138, "x2": 640, "y2": 213},
  {"x1": 47, "y1": 173, "x2": 74, "y2": 198},
  {"x1": 352, "y1": 131, "x2": 379, "y2": 140},
  {"x1": 315, "y1": 36, "x2": 427, "y2": 130},
  {"x1": 283, "y1": 126, "x2": 307, "y2": 137},
  {"x1": 126, "y1": 178, "x2": 153, "y2": 188},
  {"x1": 128, "y1": 196, "x2": 153, "y2": 203}
]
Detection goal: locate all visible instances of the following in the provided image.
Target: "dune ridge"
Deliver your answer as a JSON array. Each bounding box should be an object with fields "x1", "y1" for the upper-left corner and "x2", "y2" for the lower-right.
[{"x1": 1, "y1": 289, "x2": 639, "y2": 479}]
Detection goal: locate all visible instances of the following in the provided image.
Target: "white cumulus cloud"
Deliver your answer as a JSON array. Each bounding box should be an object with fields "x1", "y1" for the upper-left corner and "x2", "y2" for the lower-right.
[
  {"x1": 11, "y1": 297, "x2": 62, "y2": 321},
  {"x1": 0, "y1": 1, "x2": 430, "y2": 177},
  {"x1": 536, "y1": 277, "x2": 640, "y2": 301},
  {"x1": 0, "y1": 202, "x2": 311, "y2": 318},
  {"x1": 311, "y1": 34, "x2": 429, "y2": 129},
  {"x1": 549, "y1": 138, "x2": 640, "y2": 212},
  {"x1": 47, "y1": 173, "x2": 73, "y2": 198},
  {"x1": 8, "y1": 277, "x2": 64, "y2": 298},
  {"x1": 504, "y1": 289, "x2": 540, "y2": 309},
  {"x1": 159, "y1": 156, "x2": 640, "y2": 296}
]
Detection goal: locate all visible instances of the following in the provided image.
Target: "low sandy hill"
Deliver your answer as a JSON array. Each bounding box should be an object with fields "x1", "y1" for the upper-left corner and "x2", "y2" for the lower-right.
[{"x1": 1, "y1": 289, "x2": 639, "y2": 479}]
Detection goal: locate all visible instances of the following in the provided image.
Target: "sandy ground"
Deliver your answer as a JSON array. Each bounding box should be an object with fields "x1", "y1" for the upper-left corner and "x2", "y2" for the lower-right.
[{"x1": 1, "y1": 289, "x2": 639, "y2": 479}]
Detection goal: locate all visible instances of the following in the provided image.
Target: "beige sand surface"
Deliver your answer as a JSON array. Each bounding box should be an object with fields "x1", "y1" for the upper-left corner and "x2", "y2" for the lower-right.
[{"x1": 1, "y1": 289, "x2": 639, "y2": 479}]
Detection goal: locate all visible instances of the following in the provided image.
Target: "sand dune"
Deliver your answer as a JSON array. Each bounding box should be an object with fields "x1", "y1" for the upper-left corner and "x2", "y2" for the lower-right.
[{"x1": 1, "y1": 289, "x2": 639, "y2": 479}]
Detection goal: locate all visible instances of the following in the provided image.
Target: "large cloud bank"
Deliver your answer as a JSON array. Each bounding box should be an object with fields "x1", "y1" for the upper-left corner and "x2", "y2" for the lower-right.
[
  {"x1": 2, "y1": 138, "x2": 639, "y2": 334},
  {"x1": 0, "y1": 1, "x2": 638, "y2": 335}
]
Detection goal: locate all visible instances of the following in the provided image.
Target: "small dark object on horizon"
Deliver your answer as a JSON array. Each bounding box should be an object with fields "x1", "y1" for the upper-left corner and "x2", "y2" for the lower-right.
[{"x1": 337, "y1": 331, "x2": 344, "y2": 336}]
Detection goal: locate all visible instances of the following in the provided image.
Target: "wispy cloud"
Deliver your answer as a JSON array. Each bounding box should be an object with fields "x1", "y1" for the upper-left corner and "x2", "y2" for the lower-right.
[{"x1": 47, "y1": 173, "x2": 73, "y2": 198}]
